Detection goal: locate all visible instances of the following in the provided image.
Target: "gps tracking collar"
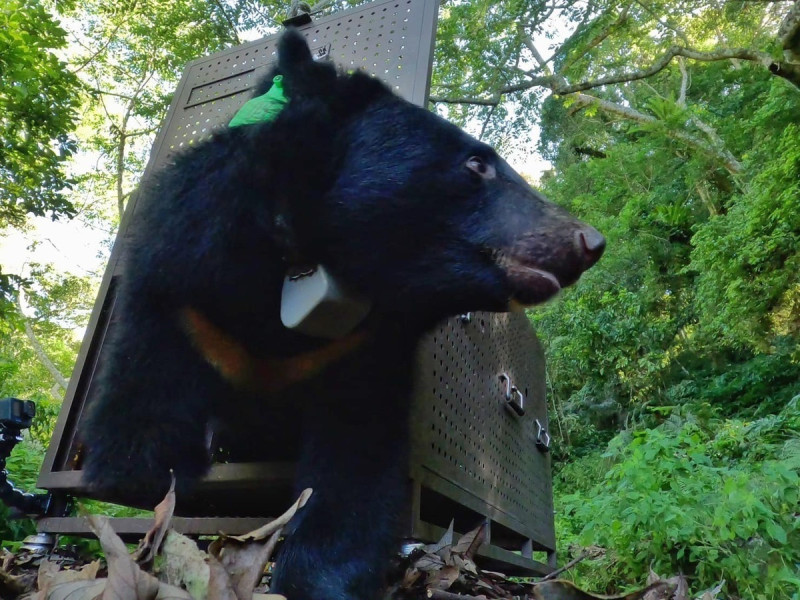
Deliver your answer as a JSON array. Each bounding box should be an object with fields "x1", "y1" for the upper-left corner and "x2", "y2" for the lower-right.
[{"x1": 228, "y1": 72, "x2": 372, "y2": 339}]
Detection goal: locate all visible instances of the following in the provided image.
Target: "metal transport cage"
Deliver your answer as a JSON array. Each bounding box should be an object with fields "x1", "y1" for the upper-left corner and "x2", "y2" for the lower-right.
[{"x1": 37, "y1": 0, "x2": 556, "y2": 575}]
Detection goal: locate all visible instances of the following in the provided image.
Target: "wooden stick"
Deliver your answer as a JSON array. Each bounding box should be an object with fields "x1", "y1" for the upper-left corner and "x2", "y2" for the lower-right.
[
  {"x1": 427, "y1": 589, "x2": 487, "y2": 600},
  {"x1": 539, "y1": 551, "x2": 593, "y2": 582}
]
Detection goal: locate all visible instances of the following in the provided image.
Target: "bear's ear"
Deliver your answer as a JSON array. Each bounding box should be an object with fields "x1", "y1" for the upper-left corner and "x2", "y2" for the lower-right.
[
  {"x1": 278, "y1": 27, "x2": 313, "y2": 70},
  {"x1": 277, "y1": 28, "x2": 337, "y2": 100},
  {"x1": 335, "y1": 71, "x2": 394, "y2": 114}
]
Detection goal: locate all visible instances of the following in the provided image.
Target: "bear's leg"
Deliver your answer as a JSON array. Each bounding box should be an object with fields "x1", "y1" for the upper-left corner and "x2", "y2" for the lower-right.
[
  {"x1": 271, "y1": 398, "x2": 409, "y2": 600},
  {"x1": 80, "y1": 313, "x2": 220, "y2": 504}
]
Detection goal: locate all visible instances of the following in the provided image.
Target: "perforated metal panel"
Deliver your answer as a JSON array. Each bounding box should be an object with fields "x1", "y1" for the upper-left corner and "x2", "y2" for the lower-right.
[
  {"x1": 412, "y1": 313, "x2": 553, "y2": 548},
  {"x1": 143, "y1": 0, "x2": 436, "y2": 177},
  {"x1": 38, "y1": 0, "x2": 555, "y2": 575}
]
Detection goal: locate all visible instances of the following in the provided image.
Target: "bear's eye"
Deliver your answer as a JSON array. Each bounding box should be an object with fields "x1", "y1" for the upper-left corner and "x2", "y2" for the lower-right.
[{"x1": 465, "y1": 156, "x2": 496, "y2": 180}]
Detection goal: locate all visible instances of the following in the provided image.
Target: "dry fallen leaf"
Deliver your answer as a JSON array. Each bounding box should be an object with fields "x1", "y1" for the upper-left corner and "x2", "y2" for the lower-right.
[
  {"x1": 451, "y1": 523, "x2": 487, "y2": 560},
  {"x1": 35, "y1": 559, "x2": 101, "y2": 600},
  {"x1": 206, "y1": 554, "x2": 238, "y2": 600},
  {"x1": 38, "y1": 572, "x2": 191, "y2": 600},
  {"x1": 413, "y1": 553, "x2": 446, "y2": 573},
  {"x1": 133, "y1": 475, "x2": 177, "y2": 565},
  {"x1": 36, "y1": 559, "x2": 62, "y2": 596},
  {"x1": 642, "y1": 573, "x2": 670, "y2": 600},
  {"x1": 42, "y1": 579, "x2": 107, "y2": 600},
  {"x1": 88, "y1": 514, "x2": 159, "y2": 600},
  {"x1": 221, "y1": 488, "x2": 312, "y2": 543},
  {"x1": 400, "y1": 567, "x2": 423, "y2": 589},
  {"x1": 2, "y1": 549, "x2": 14, "y2": 572},
  {"x1": 209, "y1": 489, "x2": 313, "y2": 600},
  {"x1": 672, "y1": 575, "x2": 689, "y2": 600},
  {"x1": 451, "y1": 554, "x2": 478, "y2": 576},
  {"x1": 0, "y1": 567, "x2": 28, "y2": 598},
  {"x1": 479, "y1": 570, "x2": 508, "y2": 582},
  {"x1": 426, "y1": 565, "x2": 460, "y2": 591},
  {"x1": 86, "y1": 514, "x2": 191, "y2": 600},
  {"x1": 424, "y1": 521, "x2": 454, "y2": 556},
  {"x1": 646, "y1": 569, "x2": 660, "y2": 587},
  {"x1": 209, "y1": 533, "x2": 279, "y2": 600},
  {"x1": 699, "y1": 579, "x2": 724, "y2": 600},
  {"x1": 642, "y1": 571, "x2": 687, "y2": 600}
]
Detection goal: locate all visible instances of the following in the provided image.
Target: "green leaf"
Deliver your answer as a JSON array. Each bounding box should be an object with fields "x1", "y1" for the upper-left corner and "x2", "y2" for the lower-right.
[{"x1": 765, "y1": 521, "x2": 787, "y2": 545}]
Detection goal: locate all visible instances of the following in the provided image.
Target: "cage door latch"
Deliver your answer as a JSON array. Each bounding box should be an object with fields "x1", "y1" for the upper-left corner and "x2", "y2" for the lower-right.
[
  {"x1": 535, "y1": 419, "x2": 551, "y2": 452},
  {"x1": 498, "y1": 373, "x2": 525, "y2": 417}
]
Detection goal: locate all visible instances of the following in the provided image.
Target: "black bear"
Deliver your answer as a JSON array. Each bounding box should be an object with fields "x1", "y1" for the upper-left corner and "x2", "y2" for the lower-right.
[{"x1": 81, "y1": 29, "x2": 604, "y2": 600}]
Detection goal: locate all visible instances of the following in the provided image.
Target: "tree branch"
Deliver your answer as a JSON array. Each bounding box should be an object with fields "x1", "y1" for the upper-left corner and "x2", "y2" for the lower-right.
[
  {"x1": 70, "y1": 20, "x2": 126, "y2": 74},
  {"x1": 478, "y1": 104, "x2": 498, "y2": 141},
  {"x1": 677, "y1": 56, "x2": 688, "y2": 107},
  {"x1": 16, "y1": 290, "x2": 69, "y2": 395},
  {"x1": 288, "y1": 1, "x2": 311, "y2": 18},
  {"x1": 571, "y1": 93, "x2": 743, "y2": 173},
  {"x1": 86, "y1": 87, "x2": 135, "y2": 101},
  {"x1": 429, "y1": 76, "x2": 557, "y2": 106},
  {"x1": 768, "y1": 59, "x2": 800, "y2": 84},
  {"x1": 212, "y1": 0, "x2": 241, "y2": 45},
  {"x1": 573, "y1": 146, "x2": 608, "y2": 159},
  {"x1": 126, "y1": 126, "x2": 160, "y2": 138},
  {"x1": 555, "y1": 46, "x2": 787, "y2": 93},
  {"x1": 432, "y1": 6, "x2": 800, "y2": 172},
  {"x1": 310, "y1": 0, "x2": 338, "y2": 14},
  {"x1": 519, "y1": 26, "x2": 551, "y2": 70},
  {"x1": 431, "y1": 84, "x2": 742, "y2": 174},
  {"x1": 539, "y1": 549, "x2": 602, "y2": 582},
  {"x1": 429, "y1": 95, "x2": 501, "y2": 107},
  {"x1": 115, "y1": 63, "x2": 157, "y2": 217},
  {"x1": 561, "y1": 3, "x2": 632, "y2": 72}
]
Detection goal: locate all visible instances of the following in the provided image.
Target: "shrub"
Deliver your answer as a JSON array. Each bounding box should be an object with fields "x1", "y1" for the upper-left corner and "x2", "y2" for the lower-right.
[{"x1": 555, "y1": 397, "x2": 800, "y2": 599}]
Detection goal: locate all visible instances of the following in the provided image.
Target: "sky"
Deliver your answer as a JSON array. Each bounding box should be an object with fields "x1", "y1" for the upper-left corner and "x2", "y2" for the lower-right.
[{"x1": 0, "y1": 216, "x2": 110, "y2": 277}]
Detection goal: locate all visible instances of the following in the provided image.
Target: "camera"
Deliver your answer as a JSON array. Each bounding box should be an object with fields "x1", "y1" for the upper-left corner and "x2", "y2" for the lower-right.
[{"x1": 0, "y1": 398, "x2": 35, "y2": 430}]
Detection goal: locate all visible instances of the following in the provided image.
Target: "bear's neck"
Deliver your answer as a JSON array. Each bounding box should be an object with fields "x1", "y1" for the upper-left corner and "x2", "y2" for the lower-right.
[{"x1": 182, "y1": 298, "x2": 427, "y2": 396}]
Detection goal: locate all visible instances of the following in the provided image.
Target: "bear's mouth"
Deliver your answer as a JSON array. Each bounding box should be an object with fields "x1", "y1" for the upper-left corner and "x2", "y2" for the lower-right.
[{"x1": 495, "y1": 254, "x2": 562, "y2": 306}]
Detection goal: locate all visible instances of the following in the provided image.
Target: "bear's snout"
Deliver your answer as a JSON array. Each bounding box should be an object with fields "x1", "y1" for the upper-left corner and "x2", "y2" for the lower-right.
[{"x1": 493, "y1": 216, "x2": 605, "y2": 307}]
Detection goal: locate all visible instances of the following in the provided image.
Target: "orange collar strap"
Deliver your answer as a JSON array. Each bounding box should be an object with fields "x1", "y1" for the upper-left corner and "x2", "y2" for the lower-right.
[{"x1": 180, "y1": 307, "x2": 367, "y2": 394}]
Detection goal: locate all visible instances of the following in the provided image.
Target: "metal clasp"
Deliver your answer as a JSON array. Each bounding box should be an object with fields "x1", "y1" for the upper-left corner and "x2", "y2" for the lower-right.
[
  {"x1": 498, "y1": 373, "x2": 525, "y2": 416},
  {"x1": 535, "y1": 419, "x2": 550, "y2": 452}
]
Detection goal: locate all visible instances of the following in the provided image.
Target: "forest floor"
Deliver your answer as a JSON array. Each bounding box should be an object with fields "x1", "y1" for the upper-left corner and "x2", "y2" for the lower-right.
[{"x1": 0, "y1": 487, "x2": 708, "y2": 600}]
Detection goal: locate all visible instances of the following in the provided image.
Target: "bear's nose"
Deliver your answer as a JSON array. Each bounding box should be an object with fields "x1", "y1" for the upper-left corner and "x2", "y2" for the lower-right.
[{"x1": 575, "y1": 226, "x2": 606, "y2": 267}]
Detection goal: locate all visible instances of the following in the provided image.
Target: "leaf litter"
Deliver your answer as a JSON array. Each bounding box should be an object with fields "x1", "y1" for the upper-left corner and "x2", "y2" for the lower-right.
[{"x1": 1, "y1": 488, "x2": 714, "y2": 600}]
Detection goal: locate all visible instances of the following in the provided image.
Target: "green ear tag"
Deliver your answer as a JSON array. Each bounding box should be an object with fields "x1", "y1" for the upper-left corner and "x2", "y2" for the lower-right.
[{"x1": 228, "y1": 75, "x2": 288, "y2": 128}]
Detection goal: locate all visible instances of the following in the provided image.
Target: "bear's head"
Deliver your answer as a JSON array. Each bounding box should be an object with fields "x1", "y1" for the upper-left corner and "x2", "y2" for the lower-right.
[{"x1": 261, "y1": 30, "x2": 604, "y2": 325}]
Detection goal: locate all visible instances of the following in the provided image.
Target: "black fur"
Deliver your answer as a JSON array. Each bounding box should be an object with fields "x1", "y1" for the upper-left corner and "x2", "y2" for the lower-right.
[{"x1": 81, "y1": 29, "x2": 603, "y2": 600}]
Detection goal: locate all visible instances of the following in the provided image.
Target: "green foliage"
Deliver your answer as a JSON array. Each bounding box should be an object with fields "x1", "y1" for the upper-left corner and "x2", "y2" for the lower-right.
[
  {"x1": 692, "y1": 102, "x2": 800, "y2": 352},
  {"x1": 532, "y1": 68, "x2": 800, "y2": 451},
  {"x1": 0, "y1": 267, "x2": 93, "y2": 432},
  {"x1": 687, "y1": 339, "x2": 800, "y2": 418},
  {"x1": 526, "y1": 5, "x2": 799, "y2": 594},
  {"x1": 555, "y1": 398, "x2": 800, "y2": 598},
  {"x1": 0, "y1": 0, "x2": 81, "y2": 227},
  {"x1": 0, "y1": 0, "x2": 82, "y2": 309}
]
